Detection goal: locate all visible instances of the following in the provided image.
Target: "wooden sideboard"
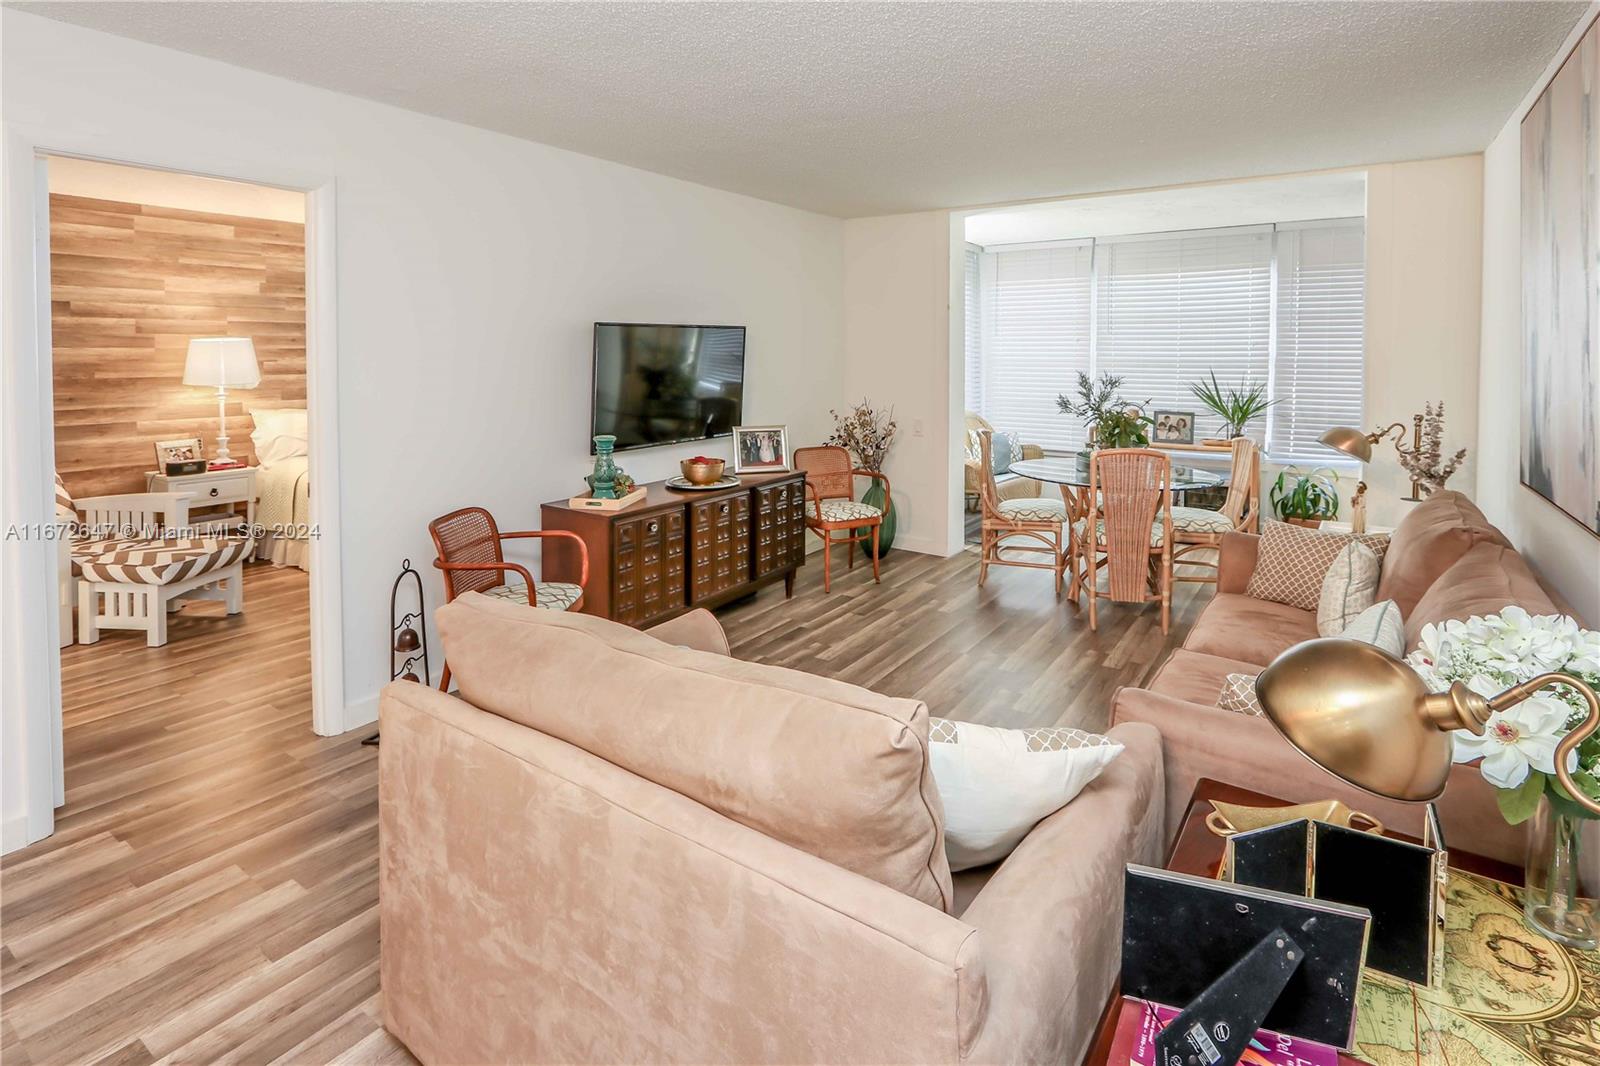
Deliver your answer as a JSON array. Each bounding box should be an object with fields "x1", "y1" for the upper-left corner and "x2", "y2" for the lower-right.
[{"x1": 540, "y1": 470, "x2": 806, "y2": 628}]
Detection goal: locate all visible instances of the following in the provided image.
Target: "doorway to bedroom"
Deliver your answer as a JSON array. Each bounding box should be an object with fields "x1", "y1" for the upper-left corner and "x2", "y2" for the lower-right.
[{"x1": 46, "y1": 157, "x2": 317, "y2": 774}]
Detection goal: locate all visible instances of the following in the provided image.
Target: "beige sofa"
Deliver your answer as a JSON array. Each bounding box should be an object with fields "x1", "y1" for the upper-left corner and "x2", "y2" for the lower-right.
[
  {"x1": 1111, "y1": 491, "x2": 1570, "y2": 866},
  {"x1": 380, "y1": 593, "x2": 1165, "y2": 1065}
]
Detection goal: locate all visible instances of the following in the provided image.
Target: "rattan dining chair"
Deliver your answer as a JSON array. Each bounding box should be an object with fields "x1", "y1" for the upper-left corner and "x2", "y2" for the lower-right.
[
  {"x1": 793, "y1": 445, "x2": 888, "y2": 593},
  {"x1": 428, "y1": 506, "x2": 590, "y2": 689},
  {"x1": 1171, "y1": 437, "x2": 1261, "y2": 584},
  {"x1": 1078, "y1": 449, "x2": 1174, "y2": 633},
  {"x1": 975, "y1": 430, "x2": 1068, "y2": 594}
]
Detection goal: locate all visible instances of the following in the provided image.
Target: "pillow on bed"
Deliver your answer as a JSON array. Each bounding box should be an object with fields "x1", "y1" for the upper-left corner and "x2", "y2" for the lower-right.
[{"x1": 250, "y1": 409, "x2": 308, "y2": 466}]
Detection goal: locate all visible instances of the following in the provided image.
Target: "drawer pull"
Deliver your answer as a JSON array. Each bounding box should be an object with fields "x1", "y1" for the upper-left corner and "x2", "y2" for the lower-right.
[
  {"x1": 647, "y1": 520, "x2": 659, "y2": 534},
  {"x1": 209, "y1": 487, "x2": 220, "y2": 497}
]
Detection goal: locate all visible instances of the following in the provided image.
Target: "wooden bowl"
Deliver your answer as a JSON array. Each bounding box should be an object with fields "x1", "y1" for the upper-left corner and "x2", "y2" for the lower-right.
[{"x1": 679, "y1": 458, "x2": 725, "y2": 485}]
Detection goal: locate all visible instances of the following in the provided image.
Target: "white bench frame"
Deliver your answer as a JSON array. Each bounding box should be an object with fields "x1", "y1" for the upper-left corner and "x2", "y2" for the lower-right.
[{"x1": 70, "y1": 491, "x2": 248, "y2": 648}]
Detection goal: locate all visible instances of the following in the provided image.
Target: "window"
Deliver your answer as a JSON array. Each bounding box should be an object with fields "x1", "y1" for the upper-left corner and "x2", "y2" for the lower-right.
[
  {"x1": 967, "y1": 219, "x2": 1364, "y2": 463},
  {"x1": 1269, "y1": 221, "x2": 1365, "y2": 462}
]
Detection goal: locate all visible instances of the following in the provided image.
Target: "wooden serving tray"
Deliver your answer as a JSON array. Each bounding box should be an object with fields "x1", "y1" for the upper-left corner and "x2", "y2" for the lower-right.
[{"x1": 567, "y1": 486, "x2": 648, "y2": 511}]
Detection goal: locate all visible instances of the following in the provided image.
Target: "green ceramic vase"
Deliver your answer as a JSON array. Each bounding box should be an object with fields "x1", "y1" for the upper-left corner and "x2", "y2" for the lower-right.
[{"x1": 861, "y1": 478, "x2": 896, "y2": 555}]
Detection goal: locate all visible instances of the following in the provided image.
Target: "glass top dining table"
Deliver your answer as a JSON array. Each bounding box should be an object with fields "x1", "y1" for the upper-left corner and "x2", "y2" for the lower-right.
[{"x1": 1007, "y1": 455, "x2": 1227, "y2": 492}]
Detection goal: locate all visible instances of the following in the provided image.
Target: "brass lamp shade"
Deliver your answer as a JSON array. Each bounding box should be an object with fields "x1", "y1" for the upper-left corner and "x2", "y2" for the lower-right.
[
  {"x1": 1318, "y1": 425, "x2": 1374, "y2": 463},
  {"x1": 1255, "y1": 639, "x2": 1490, "y2": 802}
]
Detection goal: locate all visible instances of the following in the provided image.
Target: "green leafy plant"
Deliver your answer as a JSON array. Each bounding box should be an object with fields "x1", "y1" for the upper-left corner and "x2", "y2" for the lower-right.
[
  {"x1": 1269, "y1": 466, "x2": 1341, "y2": 522},
  {"x1": 1057, "y1": 372, "x2": 1152, "y2": 449},
  {"x1": 1189, "y1": 371, "x2": 1277, "y2": 438}
]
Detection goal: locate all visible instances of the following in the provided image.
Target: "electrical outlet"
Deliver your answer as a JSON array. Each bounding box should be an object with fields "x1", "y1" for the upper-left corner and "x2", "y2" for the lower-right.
[{"x1": 913, "y1": 418, "x2": 925, "y2": 437}]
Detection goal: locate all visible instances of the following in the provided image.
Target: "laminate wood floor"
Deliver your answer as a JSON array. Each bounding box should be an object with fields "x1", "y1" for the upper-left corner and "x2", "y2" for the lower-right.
[{"x1": 3, "y1": 546, "x2": 1208, "y2": 1065}]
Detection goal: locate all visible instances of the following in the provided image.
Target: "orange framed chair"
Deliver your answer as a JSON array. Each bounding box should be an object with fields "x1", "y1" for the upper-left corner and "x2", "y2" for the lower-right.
[
  {"x1": 428, "y1": 506, "x2": 590, "y2": 689},
  {"x1": 793, "y1": 445, "x2": 889, "y2": 593},
  {"x1": 975, "y1": 430, "x2": 1067, "y2": 594},
  {"x1": 1171, "y1": 436, "x2": 1261, "y2": 584},
  {"x1": 1078, "y1": 449, "x2": 1174, "y2": 633}
]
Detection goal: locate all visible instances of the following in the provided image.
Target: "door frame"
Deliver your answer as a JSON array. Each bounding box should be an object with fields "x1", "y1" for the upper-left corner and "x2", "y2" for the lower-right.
[{"x1": 1, "y1": 133, "x2": 346, "y2": 852}]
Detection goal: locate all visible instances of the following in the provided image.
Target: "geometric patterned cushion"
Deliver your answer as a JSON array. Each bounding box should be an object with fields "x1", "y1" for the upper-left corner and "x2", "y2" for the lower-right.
[
  {"x1": 1169, "y1": 505, "x2": 1237, "y2": 534},
  {"x1": 996, "y1": 497, "x2": 1068, "y2": 523},
  {"x1": 75, "y1": 536, "x2": 253, "y2": 585},
  {"x1": 1316, "y1": 540, "x2": 1381, "y2": 636},
  {"x1": 1217, "y1": 672, "x2": 1265, "y2": 716},
  {"x1": 1245, "y1": 521, "x2": 1391, "y2": 612},
  {"x1": 816, "y1": 499, "x2": 881, "y2": 523},
  {"x1": 54, "y1": 473, "x2": 76, "y2": 525},
  {"x1": 68, "y1": 537, "x2": 150, "y2": 576},
  {"x1": 483, "y1": 580, "x2": 584, "y2": 611},
  {"x1": 1072, "y1": 516, "x2": 1166, "y2": 547}
]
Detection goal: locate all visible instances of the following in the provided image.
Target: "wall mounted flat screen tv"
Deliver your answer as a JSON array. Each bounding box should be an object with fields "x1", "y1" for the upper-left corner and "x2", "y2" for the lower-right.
[{"x1": 592, "y1": 322, "x2": 746, "y2": 452}]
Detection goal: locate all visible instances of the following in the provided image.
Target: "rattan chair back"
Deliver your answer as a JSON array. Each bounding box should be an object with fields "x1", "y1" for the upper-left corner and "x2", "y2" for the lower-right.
[
  {"x1": 1090, "y1": 448, "x2": 1171, "y2": 602},
  {"x1": 793, "y1": 445, "x2": 855, "y2": 501},
  {"x1": 429, "y1": 506, "x2": 505, "y2": 600}
]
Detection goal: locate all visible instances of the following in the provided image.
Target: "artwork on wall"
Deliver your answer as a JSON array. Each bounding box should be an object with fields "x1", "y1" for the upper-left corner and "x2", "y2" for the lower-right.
[{"x1": 1522, "y1": 15, "x2": 1600, "y2": 537}]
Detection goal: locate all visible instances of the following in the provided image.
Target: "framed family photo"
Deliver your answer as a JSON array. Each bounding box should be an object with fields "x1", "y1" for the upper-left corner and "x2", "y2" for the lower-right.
[
  {"x1": 1151, "y1": 410, "x2": 1196, "y2": 446},
  {"x1": 153, "y1": 437, "x2": 208, "y2": 476},
  {"x1": 732, "y1": 425, "x2": 790, "y2": 473}
]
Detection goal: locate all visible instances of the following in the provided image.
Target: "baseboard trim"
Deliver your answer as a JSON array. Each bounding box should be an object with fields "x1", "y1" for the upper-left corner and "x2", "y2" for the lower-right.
[{"x1": 3, "y1": 812, "x2": 35, "y2": 855}]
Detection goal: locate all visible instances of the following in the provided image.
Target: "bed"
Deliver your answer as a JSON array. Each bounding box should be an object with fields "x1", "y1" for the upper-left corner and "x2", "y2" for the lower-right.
[{"x1": 250, "y1": 408, "x2": 312, "y2": 572}]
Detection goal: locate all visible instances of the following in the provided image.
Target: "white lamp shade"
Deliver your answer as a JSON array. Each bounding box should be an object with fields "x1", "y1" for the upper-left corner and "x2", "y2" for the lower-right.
[{"x1": 183, "y1": 337, "x2": 260, "y2": 389}]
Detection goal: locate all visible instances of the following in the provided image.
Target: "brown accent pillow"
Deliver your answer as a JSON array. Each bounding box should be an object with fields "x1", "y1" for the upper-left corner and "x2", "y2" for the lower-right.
[
  {"x1": 1376, "y1": 491, "x2": 1511, "y2": 618},
  {"x1": 1246, "y1": 522, "x2": 1391, "y2": 611},
  {"x1": 1218, "y1": 673, "x2": 1264, "y2": 716}
]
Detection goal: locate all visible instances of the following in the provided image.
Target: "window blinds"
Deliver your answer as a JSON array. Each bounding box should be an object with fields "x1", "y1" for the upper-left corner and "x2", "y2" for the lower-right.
[
  {"x1": 1269, "y1": 220, "x2": 1366, "y2": 462},
  {"x1": 1094, "y1": 228, "x2": 1273, "y2": 444},
  {"x1": 978, "y1": 241, "x2": 1093, "y2": 451},
  {"x1": 969, "y1": 219, "x2": 1363, "y2": 463},
  {"x1": 964, "y1": 246, "x2": 982, "y2": 412}
]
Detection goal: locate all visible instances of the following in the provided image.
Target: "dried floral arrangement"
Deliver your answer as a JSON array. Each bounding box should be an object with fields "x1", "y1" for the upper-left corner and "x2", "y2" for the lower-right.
[
  {"x1": 827, "y1": 399, "x2": 898, "y2": 472},
  {"x1": 1399, "y1": 402, "x2": 1467, "y2": 496}
]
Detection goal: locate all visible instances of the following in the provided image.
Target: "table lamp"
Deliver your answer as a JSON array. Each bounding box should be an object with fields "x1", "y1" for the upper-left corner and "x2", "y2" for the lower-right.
[
  {"x1": 1255, "y1": 638, "x2": 1600, "y2": 815},
  {"x1": 1319, "y1": 416, "x2": 1427, "y2": 507},
  {"x1": 183, "y1": 337, "x2": 260, "y2": 465}
]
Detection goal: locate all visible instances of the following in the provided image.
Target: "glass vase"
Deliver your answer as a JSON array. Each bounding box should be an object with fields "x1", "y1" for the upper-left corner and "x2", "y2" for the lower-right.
[
  {"x1": 590, "y1": 434, "x2": 619, "y2": 500},
  {"x1": 1523, "y1": 794, "x2": 1599, "y2": 949}
]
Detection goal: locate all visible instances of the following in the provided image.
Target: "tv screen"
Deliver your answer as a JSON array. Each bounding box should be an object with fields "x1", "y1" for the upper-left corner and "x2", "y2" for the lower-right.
[{"x1": 591, "y1": 323, "x2": 746, "y2": 452}]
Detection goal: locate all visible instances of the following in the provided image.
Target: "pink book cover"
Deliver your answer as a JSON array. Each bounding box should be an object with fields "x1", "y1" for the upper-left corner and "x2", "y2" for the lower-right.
[{"x1": 1110, "y1": 998, "x2": 1341, "y2": 1066}]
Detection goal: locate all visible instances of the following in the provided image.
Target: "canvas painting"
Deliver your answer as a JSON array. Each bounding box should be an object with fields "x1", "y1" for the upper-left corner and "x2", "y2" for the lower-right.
[{"x1": 1523, "y1": 17, "x2": 1600, "y2": 537}]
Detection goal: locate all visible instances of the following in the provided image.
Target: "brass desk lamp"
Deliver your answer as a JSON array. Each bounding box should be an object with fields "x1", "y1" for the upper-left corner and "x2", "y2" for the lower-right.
[
  {"x1": 1256, "y1": 638, "x2": 1600, "y2": 815},
  {"x1": 1320, "y1": 417, "x2": 1426, "y2": 505}
]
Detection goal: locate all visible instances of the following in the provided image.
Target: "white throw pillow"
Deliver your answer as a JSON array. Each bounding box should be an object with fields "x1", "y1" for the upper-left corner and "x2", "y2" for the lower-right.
[
  {"x1": 927, "y1": 717, "x2": 1123, "y2": 871},
  {"x1": 1339, "y1": 599, "x2": 1405, "y2": 658},
  {"x1": 1317, "y1": 541, "x2": 1381, "y2": 636},
  {"x1": 250, "y1": 408, "x2": 309, "y2": 466}
]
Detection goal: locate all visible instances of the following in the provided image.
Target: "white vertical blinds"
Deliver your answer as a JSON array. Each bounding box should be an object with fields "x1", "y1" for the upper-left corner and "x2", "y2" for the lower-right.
[
  {"x1": 964, "y1": 246, "x2": 982, "y2": 413},
  {"x1": 979, "y1": 241, "x2": 1094, "y2": 451},
  {"x1": 1269, "y1": 220, "x2": 1366, "y2": 462},
  {"x1": 1094, "y1": 228, "x2": 1273, "y2": 444},
  {"x1": 969, "y1": 219, "x2": 1363, "y2": 462}
]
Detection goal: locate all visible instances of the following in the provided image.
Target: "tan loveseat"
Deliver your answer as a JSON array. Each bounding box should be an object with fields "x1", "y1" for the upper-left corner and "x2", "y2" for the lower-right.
[
  {"x1": 1111, "y1": 491, "x2": 1571, "y2": 866},
  {"x1": 380, "y1": 593, "x2": 1165, "y2": 1065}
]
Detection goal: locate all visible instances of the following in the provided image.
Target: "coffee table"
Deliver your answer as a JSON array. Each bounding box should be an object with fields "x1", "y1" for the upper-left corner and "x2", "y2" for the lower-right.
[{"x1": 1080, "y1": 777, "x2": 1523, "y2": 1066}]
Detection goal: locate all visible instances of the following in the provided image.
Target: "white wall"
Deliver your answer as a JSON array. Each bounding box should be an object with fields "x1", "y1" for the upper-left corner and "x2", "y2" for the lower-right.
[
  {"x1": 1363, "y1": 155, "x2": 1485, "y2": 528},
  {"x1": 840, "y1": 211, "x2": 963, "y2": 556},
  {"x1": 1, "y1": 10, "x2": 845, "y2": 849},
  {"x1": 1479, "y1": 5, "x2": 1600, "y2": 624}
]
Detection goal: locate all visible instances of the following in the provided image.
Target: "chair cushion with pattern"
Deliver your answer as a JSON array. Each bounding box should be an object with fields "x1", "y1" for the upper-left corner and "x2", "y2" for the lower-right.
[
  {"x1": 816, "y1": 500, "x2": 882, "y2": 523},
  {"x1": 75, "y1": 537, "x2": 254, "y2": 586},
  {"x1": 1072, "y1": 517, "x2": 1166, "y2": 548},
  {"x1": 1169, "y1": 506, "x2": 1236, "y2": 534},
  {"x1": 996, "y1": 498, "x2": 1067, "y2": 523},
  {"x1": 484, "y1": 581, "x2": 585, "y2": 611}
]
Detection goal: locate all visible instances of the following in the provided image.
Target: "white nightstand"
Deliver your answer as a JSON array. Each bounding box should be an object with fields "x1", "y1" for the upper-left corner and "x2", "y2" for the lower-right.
[{"x1": 146, "y1": 466, "x2": 257, "y2": 532}]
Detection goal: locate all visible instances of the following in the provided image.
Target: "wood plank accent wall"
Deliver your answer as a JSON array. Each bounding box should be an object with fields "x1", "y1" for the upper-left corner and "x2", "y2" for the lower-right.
[{"x1": 50, "y1": 193, "x2": 306, "y2": 499}]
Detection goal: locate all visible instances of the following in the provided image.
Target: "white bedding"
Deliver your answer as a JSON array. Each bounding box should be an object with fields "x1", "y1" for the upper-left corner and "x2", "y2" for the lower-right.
[{"x1": 255, "y1": 456, "x2": 312, "y2": 571}]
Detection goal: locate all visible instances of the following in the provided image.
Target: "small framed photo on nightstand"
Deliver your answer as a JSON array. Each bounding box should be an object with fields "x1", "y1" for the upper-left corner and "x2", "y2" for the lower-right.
[{"x1": 154, "y1": 438, "x2": 208, "y2": 476}]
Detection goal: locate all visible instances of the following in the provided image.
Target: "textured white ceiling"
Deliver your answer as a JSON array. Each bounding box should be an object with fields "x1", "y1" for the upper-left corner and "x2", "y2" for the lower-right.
[{"x1": 12, "y1": 1, "x2": 1588, "y2": 217}]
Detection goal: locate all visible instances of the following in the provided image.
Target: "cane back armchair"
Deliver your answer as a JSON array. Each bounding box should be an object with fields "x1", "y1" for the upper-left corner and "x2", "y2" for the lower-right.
[{"x1": 792, "y1": 445, "x2": 888, "y2": 593}]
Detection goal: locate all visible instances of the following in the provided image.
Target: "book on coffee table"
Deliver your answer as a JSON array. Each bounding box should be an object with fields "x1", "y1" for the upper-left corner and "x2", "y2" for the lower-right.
[{"x1": 1109, "y1": 996, "x2": 1340, "y2": 1066}]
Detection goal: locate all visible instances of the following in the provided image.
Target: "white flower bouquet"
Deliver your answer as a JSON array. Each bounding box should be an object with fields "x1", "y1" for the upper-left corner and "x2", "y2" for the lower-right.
[{"x1": 1405, "y1": 607, "x2": 1600, "y2": 823}]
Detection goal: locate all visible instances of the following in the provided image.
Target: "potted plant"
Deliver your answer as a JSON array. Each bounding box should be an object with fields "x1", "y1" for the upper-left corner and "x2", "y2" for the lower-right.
[
  {"x1": 826, "y1": 399, "x2": 899, "y2": 553},
  {"x1": 1190, "y1": 371, "x2": 1277, "y2": 440},
  {"x1": 1407, "y1": 611, "x2": 1600, "y2": 946},
  {"x1": 1057, "y1": 372, "x2": 1152, "y2": 460},
  {"x1": 1269, "y1": 466, "x2": 1340, "y2": 527}
]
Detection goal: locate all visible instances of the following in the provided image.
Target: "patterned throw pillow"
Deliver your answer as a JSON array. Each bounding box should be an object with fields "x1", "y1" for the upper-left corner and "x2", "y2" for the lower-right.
[
  {"x1": 1316, "y1": 541, "x2": 1381, "y2": 635},
  {"x1": 927, "y1": 717, "x2": 1122, "y2": 871},
  {"x1": 1218, "y1": 673, "x2": 1264, "y2": 716},
  {"x1": 1246, "y1": 522, "x2": 1391, "y2": 611}
]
